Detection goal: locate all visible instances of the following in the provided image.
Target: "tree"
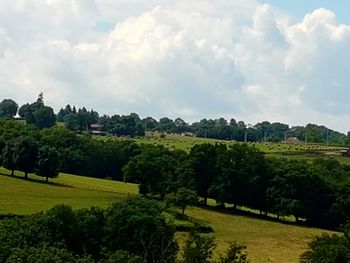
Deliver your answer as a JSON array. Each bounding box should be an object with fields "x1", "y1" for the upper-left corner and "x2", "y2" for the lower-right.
[
  {"x1": 6, "y1": 246, "x2": 77, "y2": 263},
  {"x1": 105, "y1": 250, "x2": 143, "y2": 263},
  {"x1": 300, "y1": 233, "x2": 350, "y2": 263},
  {"x1": 181, "y1": 231, "x2": 216, "y2": 263},
  {"x1": 13, "y1": 136, "x2": 38, "y2": 179},
  {"x1": 2, "y1": 140, "x2": 16, "y2": 175},
  {"x1": 166, "y1": 188, "x2": 199, "y2": 215},
  {"x1": 219, "y1": 242, "x2": 249, "y2": 263},
  {"x1": 123, "y1": 145, "x2": 179, "y2": 198},
  {"x1": 104, "y1": 197, "x2": 178, "y2": 262},
  {"x1": 188, "y1": 144, "x2": 220, "y2": 205},
  {"x1": 36, "y1": 146, "x2": 60, "y2": 182},
  {"x1": 33, "y1": 106, "x2": 56, "y2": 129},
  {"x1": 0, "y1": 99, "x2": 18, "y2": 118},
  {"x1": 63, "y1": 113, "x2": 81, "y2": 131}
]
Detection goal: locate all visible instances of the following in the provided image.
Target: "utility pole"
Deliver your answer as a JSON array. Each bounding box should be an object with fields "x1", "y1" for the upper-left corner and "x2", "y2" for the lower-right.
[
  {"x1": 284, "y1": 131, "x2": 287, "y2": 144},
  {"x1": 305, "y1": 132, "x2": 308, "y2": 145},
  {"x1": 326, "y1": 130, "x2": 329, "y2": 146},
  {"x1": 264, "y1": 131, "x2": 267, "y2": 143},
  {"x1": 244, "y1": 131, "x2": 247, "y2": 143}
]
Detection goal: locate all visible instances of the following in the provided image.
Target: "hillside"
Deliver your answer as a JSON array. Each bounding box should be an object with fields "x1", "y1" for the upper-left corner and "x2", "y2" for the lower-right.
[{"x1": 0, "y1": 169, "x2": 336, "y2": 262}]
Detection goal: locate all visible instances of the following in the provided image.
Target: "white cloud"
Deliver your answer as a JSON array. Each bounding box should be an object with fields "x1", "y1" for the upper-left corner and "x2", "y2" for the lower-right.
[{"x1": 0, "y1": 1, "x2": 349, "y2": 132}]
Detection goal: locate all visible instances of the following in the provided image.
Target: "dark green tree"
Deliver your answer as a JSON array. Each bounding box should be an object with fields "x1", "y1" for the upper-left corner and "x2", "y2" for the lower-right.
[
  {"x1": 36, "y1": 146, "x2": 60, "y2": 182},
  {"x1": 63, "y1": 113, "x2": 81, "y2": 131},
  {"x1": 181, "y1": 231, "x2": 216, "y2": 263},
  {"x1": 0, "y1": 99, "x2": 18, "y2": 118},
  {"x1": 33, "y1": 106, "x2": 56, "y2": 129},
  {"x1": 300, "y1": 233, "x2": 350, "y2": 263},
  {"x1": 188, "y1": 144, "x2": 220, "y2": 205},
  {"x1": 103, "y1": 197, "x2": 178, "y2": 262},
  {"x1": 13, "y1": 136, "x2": 38, "y2": 179},
  {"x1": 2, "y1": 140, "x2": 16, "y2": 175},
  {"x1": 166, "y1": 188, "x2": 199, "y2": 215}
]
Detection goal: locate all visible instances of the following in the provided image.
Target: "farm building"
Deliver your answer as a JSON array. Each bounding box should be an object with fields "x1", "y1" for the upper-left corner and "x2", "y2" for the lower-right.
[{"x1": 90, "y1": 124, "x2": 108, "y2": 136}]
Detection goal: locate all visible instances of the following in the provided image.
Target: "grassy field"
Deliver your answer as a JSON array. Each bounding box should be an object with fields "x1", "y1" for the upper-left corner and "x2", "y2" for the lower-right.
[
  {"x1": 180, "y1": 207, "x2": 335, "y2": 263},
  {"x1": 0, "y1": 169, "x2": 337, "y2": 262},
  {"x1": 0, "y1": 168, "x2": 138, "y2": 215},
  {"x1": 100, "y1": 131, "x2": 350, "y2": 164}
]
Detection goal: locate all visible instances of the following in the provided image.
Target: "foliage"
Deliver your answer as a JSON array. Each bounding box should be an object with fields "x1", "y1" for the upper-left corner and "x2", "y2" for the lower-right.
[
  {"x1": 181, "y1": 231, "x2": 216, "y2": 263},
  {"x1": 103, "y1": 197, "x2": 179, "y2": 262},
  {"x1": 6, "y1": 246, "x2": 77, "y2": 263},
  {"x1": 300, "y1": 233, "x2": 350, "y2": 263},
  {"x1": 36, "y1": 146, "x2": 60, "y2": 182},
  {"x1": 218, "y1": 242, "x2": 249, "y2": 263},
  {"x1": 166, "y1": 188, "x2": 199, "y2": 215},
  {"x1": 0, "y1": 197, "x2": 178, "y2": 262},
  {"x1": 0, "y1": 99, "x2": 18, "y2": 118}
]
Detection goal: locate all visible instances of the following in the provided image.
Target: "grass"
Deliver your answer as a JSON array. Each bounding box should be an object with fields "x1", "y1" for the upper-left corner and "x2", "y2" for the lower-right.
[
  {"x1": 100, "y1": 132, "x2": 350, "y2": 165},
  {"x1": 178, "y1": 207, "x2": 336, "y2": 263},
  {"x1": 0, "y1": 168, "x2": 339, "y2": 262},
  {"x1": 0, "y1": 168, "x2": 138, "y2": 215}
]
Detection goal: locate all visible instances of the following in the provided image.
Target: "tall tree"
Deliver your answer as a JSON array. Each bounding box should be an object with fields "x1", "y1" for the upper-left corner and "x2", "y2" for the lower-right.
[
  {"x1": 33, "y1": 106, "x2": 56, "y2": 129},
  {"x1": 189, "y1": 144, "x2": 220, "y2": 205},
  {"x1": 13, "y1": 136, "x2": 38, "y2": 179},
  {"x1": 0, "y1": 99, "x2": 18, "y2": 118},
  {"x1": 36, "y1": 146, "x2": 60, "y2": 182}
]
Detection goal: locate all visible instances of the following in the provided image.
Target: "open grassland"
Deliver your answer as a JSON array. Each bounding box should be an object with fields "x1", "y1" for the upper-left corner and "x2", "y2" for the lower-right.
[
  {"x1": 0, "y1": 168, "x2": 138, "y2": 215},
  {"x1": 0, "y1": 169, "x2": 337, "y2": 262},
  {"x1": 179, "y1": 207, "x2": 335, "y2": 263},
  {"x1": 99, "y1": 132, "x2": 350, "y2": 164}
]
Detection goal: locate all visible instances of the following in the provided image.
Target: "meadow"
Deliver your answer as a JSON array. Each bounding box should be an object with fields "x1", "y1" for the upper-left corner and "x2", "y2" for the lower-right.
[
  {"x1": 101, "y1": 131, "x2": 350, "y2": 164},
  {"x1": 0, "y1": 168, "x2": 336, "y2": 262}
]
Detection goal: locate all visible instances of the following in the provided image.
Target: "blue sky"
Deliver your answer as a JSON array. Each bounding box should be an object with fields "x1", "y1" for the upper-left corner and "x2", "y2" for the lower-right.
[
  {"x1": 264, "y1": 0, "x2": 350, "y2": 23},
  {"x1": 1, "y1": 0, "x2": 350, "y2": 132}
]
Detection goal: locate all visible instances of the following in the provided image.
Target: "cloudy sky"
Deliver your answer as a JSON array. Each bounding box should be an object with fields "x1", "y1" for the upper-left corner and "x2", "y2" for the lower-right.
[{"x1": 0, "y1": 1, "x2": 350, "y2": 132}]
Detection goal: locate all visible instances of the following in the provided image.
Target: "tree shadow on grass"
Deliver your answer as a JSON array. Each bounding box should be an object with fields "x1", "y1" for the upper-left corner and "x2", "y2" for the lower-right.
[
  {"x1": 196, "y1": 204, "x2": 315, "y2": 229},
  {"x1": 0, "y1": 171, "x2": 73, "y2": 188}
]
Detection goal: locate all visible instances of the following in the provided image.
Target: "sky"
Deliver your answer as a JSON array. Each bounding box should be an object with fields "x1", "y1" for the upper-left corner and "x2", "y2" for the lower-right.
[{"x1": 0, "y1": 1, "x2": 350, "y2": 133}]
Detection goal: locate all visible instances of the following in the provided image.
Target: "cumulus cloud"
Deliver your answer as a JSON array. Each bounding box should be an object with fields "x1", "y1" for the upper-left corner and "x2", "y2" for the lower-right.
[{"x1": 0, "y1": 1, "x2": 349, "y2": 132}]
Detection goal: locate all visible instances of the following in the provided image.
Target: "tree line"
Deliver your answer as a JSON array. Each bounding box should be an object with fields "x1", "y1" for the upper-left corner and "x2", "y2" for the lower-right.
[
  {"x1": 0, "y1": 118, "x2": 349, "y2": 230},
  {"x1": 123, "y1": 143, "x2": 350, "y2": 230},
  {"x1": 0, "y1": 197, "x2": 248, "y2": 263},
  {"x1": 0, "y1": 95, "x2": 348, "y2": 144}
]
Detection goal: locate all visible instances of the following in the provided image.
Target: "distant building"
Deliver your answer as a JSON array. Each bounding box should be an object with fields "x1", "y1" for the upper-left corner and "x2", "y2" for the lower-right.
[
  {"x1": 285, "y1": 137, "x2": 300, "y2": 144},
  {"x1": 181, "y1": 132, "x2": 195, "y2": 137},
  {"x1": 340, "y1": 148, "x2": 350, "y2": 157},
  {"x1": 90, "y1": 124, "x2": 108, "y2": 136}
]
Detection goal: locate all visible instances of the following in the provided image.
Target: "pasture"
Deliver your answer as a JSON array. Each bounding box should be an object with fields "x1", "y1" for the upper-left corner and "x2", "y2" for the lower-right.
[
  {"x1": 0, "y1": 168, "x2": 336, "y2": 262},
  {"x1": 99, "y1": 131, "x2": 349, "y2": 164}
]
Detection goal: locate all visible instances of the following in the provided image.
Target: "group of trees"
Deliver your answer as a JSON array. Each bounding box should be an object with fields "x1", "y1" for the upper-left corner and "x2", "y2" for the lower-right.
[
  {"x1": 57, "y1": 105, "x2": 99, "y2": 132},
  {"x1": 300, "y1": 223, "x2": 350, "y2": 262},
  {"x1": 0, "y1": 197, "x2": 248, "y2": 263},
  {"x1": 1, "y1": 116, "x2": 349, "y2": 230},
  {"x1": 0, "y1": 120, "x2": 141, "y2": 181},
  {"x1": 124, "y1": 143, "x2": 350, "y2": 230},
  {"x1": 143, "y1": 117, "x2": 347, "y2": 145},
  {"x1": 1, "y1": 96, "x2": 348, "y2": 144},
  {"x1": 0, "y1": 121, "x2": 59, "y2": 181}
]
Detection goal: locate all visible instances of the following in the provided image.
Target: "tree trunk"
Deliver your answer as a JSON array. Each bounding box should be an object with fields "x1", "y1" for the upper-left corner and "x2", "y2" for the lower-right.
[
  {"x1": 24, "y1": 172, "x2": 28, "y2": 179},
  {"x1": 203, "y1": 197, "x2": 208, "y2": 206},
  {"x1": 11, "y1": 169, "x2": 14, "y2": 176},
  {"x1": 46, "y1": 176, "x2": 48, "y2": 183},
  {"x1": 182, "y1": 207, "x2": 185, "y2": 215}
]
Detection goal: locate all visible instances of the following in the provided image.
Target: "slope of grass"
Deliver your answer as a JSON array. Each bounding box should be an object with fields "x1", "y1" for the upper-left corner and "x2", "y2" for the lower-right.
[
  {"x1": 0, "y1": 168, "x2": 338, "y2": 262},
  {"x1": 0, "y1": 168, "x2": 138, "y2": 215},
  {"x1": 178, "y1": 207, "x2": 336, "y2": 263}
]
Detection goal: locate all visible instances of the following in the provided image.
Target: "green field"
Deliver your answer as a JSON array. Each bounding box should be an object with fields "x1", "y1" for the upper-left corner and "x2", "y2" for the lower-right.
[
  {"x1": 0, "y1": 169, "x2": 336, "y2": 262},
  {"x1": 102, "y1": 132, "x2": 350, "y2": 164},
  {"x1": 0, "y1": 168, "x2": 138, "y2": 215}
]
